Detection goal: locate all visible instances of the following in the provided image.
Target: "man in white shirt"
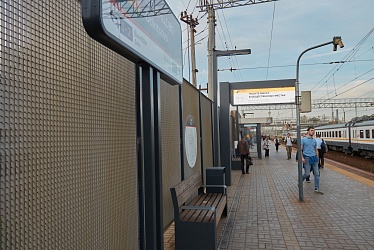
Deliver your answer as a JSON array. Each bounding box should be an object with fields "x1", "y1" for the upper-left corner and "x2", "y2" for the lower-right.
[{"x1": 285, "y1": 133, "x2": 293, "y2": 160}]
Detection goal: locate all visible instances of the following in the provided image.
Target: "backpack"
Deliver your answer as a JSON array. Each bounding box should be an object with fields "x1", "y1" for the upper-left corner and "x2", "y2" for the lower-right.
[{"x1": 321, "y1": 139, "x2": 328, "y2": 153}]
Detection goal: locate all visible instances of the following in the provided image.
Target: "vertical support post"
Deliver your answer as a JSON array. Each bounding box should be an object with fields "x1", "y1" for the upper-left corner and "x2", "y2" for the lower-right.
[
  {"x1": 235, "y1": 106, "x2": 239, "y2": 142},
  {"x1": 179, "y1": 85, "x2": 185, "y2": 181},
  {"x1": 153, "y1": 71, "x2": 164, "y2": 250},
  {"x1": 295, "y1": 76, "x2": 303, "y2": 202},
  {"x1": 136, "y1": 64, "x2": 145, "y2": 250},
  {"x1": 139, "y1": 64, "x2": 164, "y2": 250},
  {"x1": 199, "y1": 92, "x2": 205, "y2": 176},
  {"x1": 257, "y1": 124, "x2": 262, "y2": 159},
  {"x1": 207, "y1": 6, "x2": 215, "y2": 100},
  {"x1": 212, "y1": 50, "x2": 220, "y2": 166},
  {"x1": 219, "y1": 82, "x2": 231, "y2": 185}
]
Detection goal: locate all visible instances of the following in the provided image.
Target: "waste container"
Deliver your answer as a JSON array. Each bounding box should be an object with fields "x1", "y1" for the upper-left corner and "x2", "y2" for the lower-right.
[{"x1": 205, "y1": 167, "x2": 225, "y2": 193}]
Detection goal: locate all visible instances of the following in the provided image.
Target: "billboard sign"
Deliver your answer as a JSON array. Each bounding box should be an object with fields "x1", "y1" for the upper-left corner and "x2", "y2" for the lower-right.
[
  {"x1": 82, "y1": 0, "x2": 183, "y2": 85},
  {"x1": 232, "y1": 87, "x2": 295, "y2": 105}
]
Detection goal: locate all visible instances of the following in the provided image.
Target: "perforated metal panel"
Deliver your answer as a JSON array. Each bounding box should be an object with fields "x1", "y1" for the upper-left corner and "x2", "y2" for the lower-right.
[
  {"x1": 200, "y1": 94, "x2": 213, "y2": 183},
  {"x1": 181, "y1": 82, "x2": 201, "y2": 179},
  {"x1": 160, "y1": 79, "x2": 181, "y2": 229},
  {"x1": 0, "y1": 1, "x2": 138, "y2": 249}
]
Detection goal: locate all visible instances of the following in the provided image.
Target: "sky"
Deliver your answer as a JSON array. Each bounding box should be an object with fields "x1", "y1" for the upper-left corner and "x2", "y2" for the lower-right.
[{"x1": 167, "y1": 0, "x2": 374, "y2": 122}]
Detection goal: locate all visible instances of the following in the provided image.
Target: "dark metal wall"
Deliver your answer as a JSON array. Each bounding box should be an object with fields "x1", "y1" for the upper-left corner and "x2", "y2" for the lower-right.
[
  {"x1": 0, "y1": 1, "x2": 138, "y2": 249},
  {"x1": 160, "y1": 79, "x2": 181, "y2": 229}
]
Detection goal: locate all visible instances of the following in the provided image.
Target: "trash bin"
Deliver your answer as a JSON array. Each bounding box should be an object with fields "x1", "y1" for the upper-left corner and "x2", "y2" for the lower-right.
[{"x1": 206, "y1": 167, "x2": 225, "y2": 193}]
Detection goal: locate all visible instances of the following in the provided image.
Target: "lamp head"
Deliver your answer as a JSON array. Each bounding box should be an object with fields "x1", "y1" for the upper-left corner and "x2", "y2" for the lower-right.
[{"x1": 333, "y1": 36, "x2": 344, "y2": 51}]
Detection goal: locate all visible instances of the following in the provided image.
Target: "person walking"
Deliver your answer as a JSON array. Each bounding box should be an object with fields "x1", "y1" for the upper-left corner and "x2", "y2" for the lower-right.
[
  {"x1": 237, "y1": 137, "x2": 250, "y2": 174},
  {"x1": 285, "y1": 133, "x2": 293, "y2": 160},
  {"x1": 315, "y1": 134, "x2": 326, "y2": 169},
  {"x1": 263, "y1": 138, "x2": 270, "y2": 157},
  {"x1": 302, "y1": 127, "x2": 323, "y2": 194},
  {"x1": 274, "y1": 136, "x2": 280, "y2": 152}
]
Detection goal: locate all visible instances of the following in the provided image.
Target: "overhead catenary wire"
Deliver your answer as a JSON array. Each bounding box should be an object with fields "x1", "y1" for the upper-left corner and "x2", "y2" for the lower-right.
[
  {"x1": 328, "y1": 76, "x2": 374, "y2": 99},
  {"x1": 319, "y1": 66, "x2": 374, "y2": 100},
  {"x1": 266, "y1": 1, "x2": 276, "y2": 80},
  {"x1": 312, "y1": 27, "x2": 374, "y2": 93},
  {"x1": 215, "y1": 10, "x2": 240, "y2": 81},
  {"x1": 220, "y1": 9, "x2": 243, "y2": 80},
  {"x1": 217, "y1": 58, "x2": 374, "y2": 71}
]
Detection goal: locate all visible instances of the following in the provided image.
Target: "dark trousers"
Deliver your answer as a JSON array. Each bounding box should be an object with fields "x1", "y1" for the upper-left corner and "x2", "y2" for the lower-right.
[
  {"x1": 318, "y1": 149, "x2": 325, "y2": 167},
  {"x1": 275, "y1": 144, "x2": 279, "y2": 152},
  {"x1": 264, "y1": 149, "x2": 269, "y2": 157},
  {"x1": 240, "y1": 154, "x2": 249, "y2": 174}
]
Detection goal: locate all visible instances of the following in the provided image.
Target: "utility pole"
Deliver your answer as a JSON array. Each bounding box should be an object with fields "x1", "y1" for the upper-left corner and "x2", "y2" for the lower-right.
[
  {"x1": 180, "y1": 11, "x2": 199, "y2": 87},
  {"x1": 207, "y1": 5, "x2": 215, "y2": 99}
]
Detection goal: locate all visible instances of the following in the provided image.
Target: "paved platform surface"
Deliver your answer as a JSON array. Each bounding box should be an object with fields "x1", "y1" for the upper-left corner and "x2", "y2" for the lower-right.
[{"x1": 165, "y1": 146, "x2": 374, "y2": 250}]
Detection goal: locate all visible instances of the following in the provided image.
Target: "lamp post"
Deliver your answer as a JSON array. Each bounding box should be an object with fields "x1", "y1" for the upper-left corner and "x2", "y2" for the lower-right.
[
  {"x1": 296, "y1": 37, "x2": 344, "y2": 202},
  {"x1": 212, "y1": 49, "x2": 251, "y2": 166}
]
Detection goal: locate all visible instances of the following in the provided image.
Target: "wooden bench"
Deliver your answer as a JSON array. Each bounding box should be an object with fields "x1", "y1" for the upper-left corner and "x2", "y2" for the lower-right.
[{"x1": 170, "y1": 172, "x2": 227, "y2": 250}]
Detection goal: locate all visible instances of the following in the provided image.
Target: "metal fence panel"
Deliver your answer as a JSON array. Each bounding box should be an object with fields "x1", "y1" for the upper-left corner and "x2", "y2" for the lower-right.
[{"x1": 0, "y1": 1, "x2": 138, "y2": 249}]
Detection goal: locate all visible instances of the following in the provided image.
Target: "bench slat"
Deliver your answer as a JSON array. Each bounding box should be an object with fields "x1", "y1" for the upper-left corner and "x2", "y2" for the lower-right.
[
  {"x1": 204, "y1": 195, "x2": 226, "y2": 226},
  {"x1": 188, "y1": 193, "x2": 216, "y2": 222},
  {"x1": 180, "y1": 193, "x2": 211, "y2": 222},
  {"x1": 172, "y1": 172, "x2": 202, "y2": 207},
  {"x1": 201, "y1": 194, "x2": 220, "y2": 223}
]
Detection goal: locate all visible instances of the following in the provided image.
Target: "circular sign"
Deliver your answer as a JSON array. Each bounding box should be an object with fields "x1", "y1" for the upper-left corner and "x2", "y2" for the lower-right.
[{"x1": 185, "y1": 115, "x2": 197, "y2": 168}]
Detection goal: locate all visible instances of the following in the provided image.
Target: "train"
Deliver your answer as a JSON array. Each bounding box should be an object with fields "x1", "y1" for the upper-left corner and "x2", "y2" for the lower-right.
[{"x1": 282, "y1": 120, "x2": 374, "y2": 158}]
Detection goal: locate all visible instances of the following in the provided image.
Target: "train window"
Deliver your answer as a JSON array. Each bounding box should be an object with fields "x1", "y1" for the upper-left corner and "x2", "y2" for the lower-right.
[
  {"x1": 366, "y1": 130, "x2": 370, "y2": 138},
  {"x1": 335, "y1": 131, "x2": 338, "y2": 137},
  {"x1": 339, "y1": 131, "x2": 341, "y2": 138},
  {"x1": 360, "y1": 130, "x2": 364, "y2": 138},
  {"x1": 372, "y1": 129, "x2": 374, "y2": 138},
  {"x1": 329, "y1": 131, "x2": 331, "y2": 137}
]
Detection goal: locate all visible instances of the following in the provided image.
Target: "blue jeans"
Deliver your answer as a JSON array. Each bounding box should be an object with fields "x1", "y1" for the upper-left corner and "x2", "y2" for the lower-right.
[{"x1": 302, "y1": 156, "x2": 320, "y2": 189}]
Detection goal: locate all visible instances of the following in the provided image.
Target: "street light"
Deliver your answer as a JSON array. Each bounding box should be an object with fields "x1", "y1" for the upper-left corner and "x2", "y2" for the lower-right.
[
  {"x1": 296, "y1": 36, "x2": 344, "y2": 202},
  {"x1": 212, "y1": 49, "x2": 251, "y2": 166}
]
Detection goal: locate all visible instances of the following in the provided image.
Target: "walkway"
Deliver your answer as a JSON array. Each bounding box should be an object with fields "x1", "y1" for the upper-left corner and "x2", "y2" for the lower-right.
[{"x1": 165, "y1": 146, "x2": 374, "y2": 249}]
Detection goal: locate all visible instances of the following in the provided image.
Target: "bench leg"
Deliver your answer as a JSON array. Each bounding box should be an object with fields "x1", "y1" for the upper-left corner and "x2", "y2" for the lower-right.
[
  {"x1": 223, "y1": 204, "x2": 228, "y2": 217},
  {"x1": 175, "y1": 221, "x2": 216, "y2": 250}
]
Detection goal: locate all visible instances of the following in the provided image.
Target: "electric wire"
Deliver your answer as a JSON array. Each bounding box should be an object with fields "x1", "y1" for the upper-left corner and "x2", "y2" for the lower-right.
[
  {"x1": 217, "y1": 58, "x2": 374, "y2": 71},
  {"x1": 221, "y1": 9, "x2": 243, "y2": 80},
  {"x1": 329, "y1": 76, "x2": 374, "y2": 99},
  {"x1": 266, "y1": 1, "x2": 276, "y2": 80},
  {"x1": 215, "y1": 11, "x2": 239, "y2": 81},
  {"x1": 319, "y1": 66, "x2": 374, "y2": 100},
  {"x1": 312, "y1": 27, "x2": 374, "y2": 93}
]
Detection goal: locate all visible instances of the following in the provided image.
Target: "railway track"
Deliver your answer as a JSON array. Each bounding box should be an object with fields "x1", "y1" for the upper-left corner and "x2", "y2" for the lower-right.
[{"x1": 290, "y1": 145, "x2": 374, "y2": 179}]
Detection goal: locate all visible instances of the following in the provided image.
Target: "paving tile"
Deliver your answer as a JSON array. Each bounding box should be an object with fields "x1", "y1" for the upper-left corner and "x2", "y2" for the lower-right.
[{"x1": 164, "y1": 147, "x2": 374, "y2": 249}]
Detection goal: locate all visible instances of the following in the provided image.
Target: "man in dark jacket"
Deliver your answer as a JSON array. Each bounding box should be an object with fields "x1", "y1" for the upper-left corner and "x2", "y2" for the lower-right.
[{"x1": 237, "y1": 137, "x2": 250, "y2": 174}]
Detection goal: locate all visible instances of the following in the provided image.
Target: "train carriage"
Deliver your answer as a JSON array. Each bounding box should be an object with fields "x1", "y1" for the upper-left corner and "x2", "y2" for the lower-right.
[{"x1": 315, "y1": 120, "x2": 374, "y2": 158}]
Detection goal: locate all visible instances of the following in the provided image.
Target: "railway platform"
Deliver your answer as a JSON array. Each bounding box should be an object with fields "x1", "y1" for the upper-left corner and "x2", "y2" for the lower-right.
[{"x1": 164, "y1": 146, "x2": 374, "y2": 249}]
